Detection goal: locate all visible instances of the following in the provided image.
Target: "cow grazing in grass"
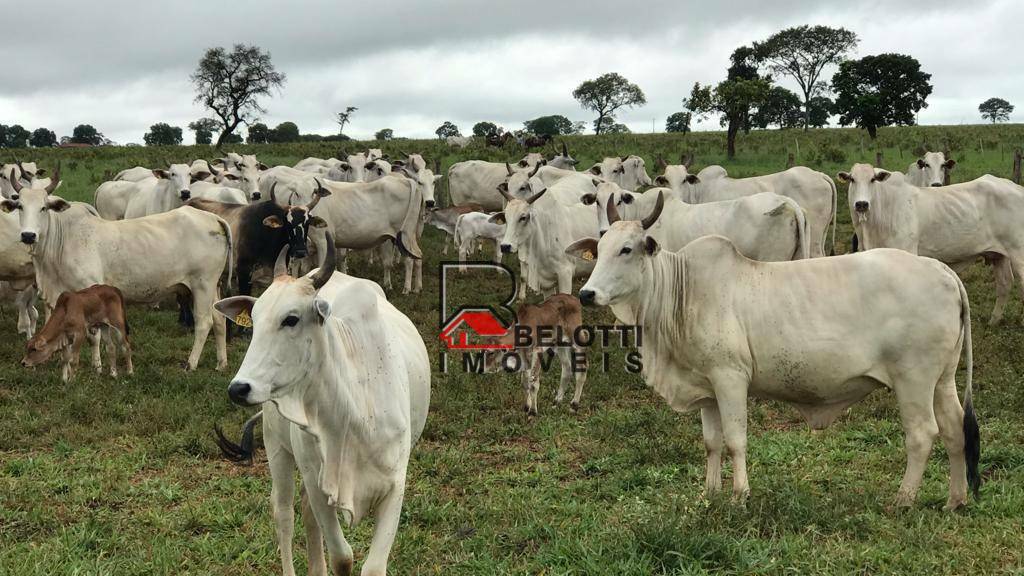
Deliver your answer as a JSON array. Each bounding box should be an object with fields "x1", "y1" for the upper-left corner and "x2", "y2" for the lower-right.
[
  {"x1": 21, "y1": 284, "x2": 132, "y2": 382},
  {"x1": 214, "y1": 238, "x2": 430, "y2": 576},
  {"x1": 568, "y1": 223, "x2": 979, "y2": 509},
  {"x1": 482, "y1": 293, "x2": 588, "y2": 414}
]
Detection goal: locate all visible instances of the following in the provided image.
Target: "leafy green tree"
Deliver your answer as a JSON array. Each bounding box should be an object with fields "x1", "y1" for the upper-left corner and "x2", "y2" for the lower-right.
[
  {"x1": 247, "y1": 122, "x2": 271, "y2": 144},
  {"x1": 191, "y1": 44, "x2": 286, "y2": 148},
  {"x1": 336, "y1": 106, "x2": 357, "y2": 136},
  {"x1": 979, "y1": 98, "x2": 1014, "y2": 123},
  {"x1": 753, "y1": 86, "x2": 803, "y2": 129},
  {"x1": 3, "y1": 125, "x2": 30, "y2": 148},
  {"x1": 375, "y1": 128, "x2": 394, "y2": 140},
  {"x1": 221, "y1": 132, "x2": 244, "y2": 144},
  {"x1": 71, "y1": 124, "x2": 104, "y2": 145},
  {"x1": 269, "y1": 121, "x2": 300, "y2": 143},
  {"x1": 832, "y1": 53, "x2": 932, "y2": 139},
  {"x1": 605, "y1": 122, "x2": 630, "y2": 134},
  {"x1": 572, "y1": 72, "x2": 646, "y2": 134},
  {"x1": 665, "y1": 112, "x2": 692, "y2": 133},
  {"x1": 805, "y1": 96, "x2": 834, "y2": 128},
  {"x1": 753, "y1": 25, "x2": 859, "y2": 130},
  {"x1": 523, "y1": 115, "x2": 574, "y2": 136},
  {"x1": 29, "y1": 127, "x2": 57, "y2": 148},
  {"x1": 143, "y1": 123, "x2": 183, "y2": 146},
  {"x1": 188, "y1": 118, "x2": 219, "y2": 145},
  {"x1": 472, "y1": 122, "x2": 500, "y2": 137},
  {"x1": 435, "y1": 121, "x2": 461, "y2": 139},
  {"x1": 686, "y1": 47, "x2": 770, "y2": 158}
]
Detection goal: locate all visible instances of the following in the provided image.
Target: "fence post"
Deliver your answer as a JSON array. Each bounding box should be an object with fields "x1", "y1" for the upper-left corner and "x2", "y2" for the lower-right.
[
  {"x1": 875, "y1": 151, "x2": 883, "y2": 168},
  {"x1": 786, "y1": 152, "x2": 794, "y2": 168},
  {"x1": 1014, "y1": 149, "x2": 1022, "y2": 185}
]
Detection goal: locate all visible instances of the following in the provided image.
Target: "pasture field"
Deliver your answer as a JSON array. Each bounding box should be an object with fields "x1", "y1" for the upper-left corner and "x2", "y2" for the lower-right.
[{"x1": 2, "y1": 124, "x2": 1024, "y2": 575}]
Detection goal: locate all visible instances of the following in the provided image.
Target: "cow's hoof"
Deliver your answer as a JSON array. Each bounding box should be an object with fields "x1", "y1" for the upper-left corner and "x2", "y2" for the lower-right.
[{"x1": 570, "y1": 401, "x2": 579, "y2": 412}]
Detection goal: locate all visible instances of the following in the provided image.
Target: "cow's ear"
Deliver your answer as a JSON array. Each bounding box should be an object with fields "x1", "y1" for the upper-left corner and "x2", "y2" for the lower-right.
[
  {"x1": 35, "y1": 168, "x2": 46, "y2": 177},
  {"x1": 873, "y1": 170, "x2": 891, "y2": 182},
  {"x1": 313, "y1": 296, "x2": 332, "y2": 325},
  {"x1": 46, "y1": 198, "x2": 70, "y2": 212},
  {"x1": 589, "y1": 165, "x2": 602, "y2": 175},
  {"x1": 0, "y1": 199, "x2": 19, "y2": 213},
  {"x1": 837, "y1": 172, "x2": 851, "y2": 183},
  {"x1": 214, "y1": 295, "x2": 257, "y2": 325},
  {"x1": 916, "y1": 159, "x2": 927, "y2": 169},
  {"x1": 654, "y1": 175, "x2": 669, "y2": 186},
  {"x1": 943, "y1": 159, "x2": 956, "y2": 170},
  {"x1": 258, "y1": 163, "x2": 269, "y2": 171},
  {"x1": 191, "y1": 171, "x2": 211, "y2": 183},
  {"x1": 152, "y1": 169, "x2": 170, "y2": 179},
  {"x1": 263, "y1": 215, "x2": 284, "y2": 229},
  {"x1": 308, "y1": 216, "x2": 328, "y2": 228},
  {"x1": 488, "y1": 212, "x2": 506, "y2": 225},
  {"x1": 619, "y1": 193, "x2": 634, "y2": 205},
  {"x1": 497, "y1": 182, "x2": 509, "y2": 193},
  {"x1": 684, "y1": 174, "x2": 700, "y2": 184},
  {"x1": 565, "y1": 237, "x2": 599, "y2": 261},
  {"x1": 591, "y1": 178, "x2": 602, "y2": 187},
  {"x1": 391, "y1": 165, "x2": 402, "y2": 173},
  {"x1": 433, "y1": 174, "x2": 442, "y2": 182},
  {"x1": 580, "y1": 193, "x2": 597, "y2": 206},
  {"x1": 644, "y1": 236, "x2": 660, "y2": 256},
  {"x1": 517, "y1": 160, "x2": 529, "y2": 168}
]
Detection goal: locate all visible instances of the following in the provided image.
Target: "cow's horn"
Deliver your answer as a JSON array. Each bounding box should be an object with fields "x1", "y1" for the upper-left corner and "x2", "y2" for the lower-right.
[
  {"x1": 561, "y1": 141, "x2": 568, "y2": 157},
  {"x1": 269, "y1": 182, "x2": 278, "y2": 203},
  {"x1": 8, "y1": 168, "x2": 22, "y2": 194},
  {"x1": 207, "y1": 160, "x2": 221, "y2": 176},
  {"x1": 526, "y1": 188, "x2": 547, "y2": 204},
  {"x1": 274, "y1": 246, "x2": 291, "y2": 278},
  {"x1": 641, "y1": 190, "x2": 664, "y2": 230},
  {"x1": 44, "y1": 162, "x2": 60, "y2": 195},
  {"x1": 606, "y1": 194, "x2": 621, "y2": 224},
  {"x1": 528, "y1": 161, "x2": 543, "y2": 178},
  {"x1": 309, "y1": 179, "x2": 326, "y2": 210},
  {"x1": 16, "y1": 160, "x2": 28, "y2": 179},
  {"x1": 505, "y1": 162, "x2": 514, "y2": 177},
  {"x1": 310, "y1": 233, "x2": 336, "y2": 290},
  {"x1": 398, "y1": 149, "x2": 410, "y2": 158},
  {"x1": 682, "y1": 153, "x2": 693, "y2": 168},
  {"x1": 655, "y1": 155, "x2": 667, "y2": 171}
]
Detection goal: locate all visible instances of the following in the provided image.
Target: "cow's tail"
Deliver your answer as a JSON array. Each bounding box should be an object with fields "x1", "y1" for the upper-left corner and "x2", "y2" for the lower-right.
[
  {"x1": 822, "y1": 173, "x2": 838, "y2": 256},
  {"x1": 213, "y1": 214, "x2": 234, "y2": 291},
  {"x1": 950, "y1": 269, "x2": 981, "y2": 499},
  {"x1": 792, "y1": 200, "x2": 810, "y2": 260},
  {"x1": 396, "y1": 177, "x2": 423, "y2": 259},
  {"x1": 213, "y1": 410, "x2": 263, "y2": 465}
]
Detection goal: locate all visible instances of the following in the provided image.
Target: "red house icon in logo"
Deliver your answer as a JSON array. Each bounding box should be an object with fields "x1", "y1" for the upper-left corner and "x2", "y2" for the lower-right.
[{"x1": 439, "y1": 308, "x2": 513, "y2": 350}]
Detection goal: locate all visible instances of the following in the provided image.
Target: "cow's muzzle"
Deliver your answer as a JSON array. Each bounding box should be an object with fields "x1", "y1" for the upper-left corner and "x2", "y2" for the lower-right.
[
  {"x1": 579, "y1": 289, "x2": 596, "y2": 306},
  {"x1": 20, "y1": 231, "x2": 36, "y2": 245},
  {"x1": 500, "y1": 244, "x2": 511, "y2": 254},
  {"x1": 179, "y1": 190, "x2": 191, "y2": 201},
  {"x1": 425, "y1": 200, "x2": 435, "y2": 209},
  {"x1": 251, "y1": 192, "x2": 261, "y2": 201},
  {"x1": 854, "y1": 201, "x2": 869, "y2": 213},
  {"x1": 227, "y1": 380, "x2": 253, "y2": 406},
  {"x1": 930, "y1": 183, "x2": 942, "y2": 188}
]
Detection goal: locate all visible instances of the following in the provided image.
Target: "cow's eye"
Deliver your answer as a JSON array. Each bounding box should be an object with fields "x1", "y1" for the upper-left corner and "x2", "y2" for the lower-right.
[
  {"x1": 619, "y1": 246, "x2": 632, "y2": 255},
  {"x1": 519, "y1": 215, "x2": 529, "y2": 223},
  {"x1": 40, "y1": 206, "x2": 47, "y2": 212},
  {"x1": 281, "y1": 315, "x2": 300, "y2": 327}
]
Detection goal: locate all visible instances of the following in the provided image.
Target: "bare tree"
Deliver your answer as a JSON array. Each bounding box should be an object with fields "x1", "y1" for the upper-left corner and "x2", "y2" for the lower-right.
[
  {"x1": 336, "y1": 106, "x2": 358, "y2": 136},
  {"x1": 191, "y1": 44, "x2": 286, "y2": 148}
]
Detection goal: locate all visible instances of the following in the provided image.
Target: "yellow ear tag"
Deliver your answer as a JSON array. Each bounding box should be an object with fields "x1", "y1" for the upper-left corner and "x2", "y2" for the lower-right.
[
  {"x1": 582, "y1": 250, "x2": 594, "y2": 261},
  {"x1": 235, "y1": 309, "x2": 253, "y2": 328}
]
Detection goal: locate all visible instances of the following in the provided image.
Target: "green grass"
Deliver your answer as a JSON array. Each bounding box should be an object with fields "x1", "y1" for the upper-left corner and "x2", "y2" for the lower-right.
[{"x1": 2, "y1": 125, "x2": 1024, "y2": 574}]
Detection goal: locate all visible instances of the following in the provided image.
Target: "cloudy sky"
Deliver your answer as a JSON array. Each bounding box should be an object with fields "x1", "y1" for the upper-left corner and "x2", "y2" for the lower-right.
[{"x1": 1, "y1": 0, "x2": 1019, "y2": 144}]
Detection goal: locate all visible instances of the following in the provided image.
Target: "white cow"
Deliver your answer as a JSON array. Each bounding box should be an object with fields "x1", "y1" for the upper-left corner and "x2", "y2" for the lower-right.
[
  {"x1": 213, "y1": 154, "x2": 265, "y2": 200},
  {"x1": 547, "y1": 142, "x2": 579, "y2": 171},
  {"x1": 841, "y1": 163, "x2": 1024, "y2": 324},
  {"x1": 96, "y1": 164, "x2": 195, "y2": 220},
  {"x1": 366, "y1": 148, "x2": 385, "y2": 161},
  {"x1": 214, "y1": 241, "x2": 429, "y2": 576},
  {"x1": 666, "y1": 165, "x2": 837, "y2": 258},
  {"x1": 594, "y1": 184, "x2": 809, "y2": 261},
  {"x1": 492, "y1": 187, "x2": 597, "y2": 296},
  {"x1": 588, "y1": 155, "x2": 653, "y2": 191},
  {"x1": 114, "y1": 166, "x2": 158, "y2": 182},
  {"x1": 1, "y1": 162, "x2": 51, "y2": 199},
  {"x1": 448, "y1": 155, "x2": 546, "y2": 210},
  {"x1": 907, "y1": 151, "x2": 956, "y2": 188},
  {"x1": 190, "y1": 180, "x2": 248, "y2": 205},
  {"x1": 446, "y1": 135, "x2": 473, "y2": 147},
  {"x1": 2, "y1": 174, "x2": 233, "y2": 371},
  {"x1": 0, "y1": 206, "x2": 40, "y2": 337},
  {"x1": 569, "y1": 229, "x2": 979, "y2": 509},
  {"x1": 454, "y1": 212, "x2": 505, "y2": 265}
]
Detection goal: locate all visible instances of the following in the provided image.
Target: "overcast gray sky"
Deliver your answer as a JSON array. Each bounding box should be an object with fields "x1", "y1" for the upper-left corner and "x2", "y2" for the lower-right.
[{"x1": 0, "y1": 0, "x2": 1019, "y2": 144}]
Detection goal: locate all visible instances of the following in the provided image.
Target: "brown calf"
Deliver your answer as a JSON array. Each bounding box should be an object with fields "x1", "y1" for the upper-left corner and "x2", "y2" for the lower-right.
[
  {"x1": 22, "y1": 285, "x2": 132, "y2": 382},
  {"x1": 484, "y1": 294, "x2": 588, "y2": 415}
]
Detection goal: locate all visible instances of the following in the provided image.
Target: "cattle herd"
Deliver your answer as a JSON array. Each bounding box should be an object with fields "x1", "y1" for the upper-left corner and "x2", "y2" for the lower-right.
[{"x1": 3, "y1": 142, "x2": 1019, "y2": 574}]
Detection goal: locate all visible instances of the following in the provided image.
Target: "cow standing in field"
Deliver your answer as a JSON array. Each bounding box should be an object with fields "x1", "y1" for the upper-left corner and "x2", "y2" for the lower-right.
[
  {"x1": 590, "y1": 184, "x2": 809, "y2": 261},
  {"x1": 423, "y1": 203, "x2": 485, "y2": 256},
  {"x1": 21, "y1": 285, "x2": 132, "y2": 382},
  {"x1": 214, "y1": 238, "x2": 430, "y2": 576},
  {"x1": 907, "y1": 151, "x2": 955, "y2": 187},
  {"x1": 2, "y1": 169, "x2": 233, "y2": 371},
  {"x1": 448, "y1": 154, "x2": 546, "y2": 210},
  {"x1": 588, "y1": 155, "x2": 653, "y2": 191},
  {"x1": 656, "y1": 162, "x2": 837, "y2": 258},
  {"x1": 454, "y1": 211, "x2": 506, "y2": 266},
  {"x1": 568, "y1": 223, "x2": 980, "y2": 509},
  {"x1": 0, "y1": 204, "x2": 41, "y2": 338},
  {"x1": 1, "y1": 161, "x2": 51, "y2": 199},
  {"x1": 841, "y1": 163, "x2": 1024, "y2": 324},
  {"x1": 482, "y1": 294, "x2": 588, "y2": 414},
  {"x1": 96, "y1": 163, "x2": 195, "y2": 219}
]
